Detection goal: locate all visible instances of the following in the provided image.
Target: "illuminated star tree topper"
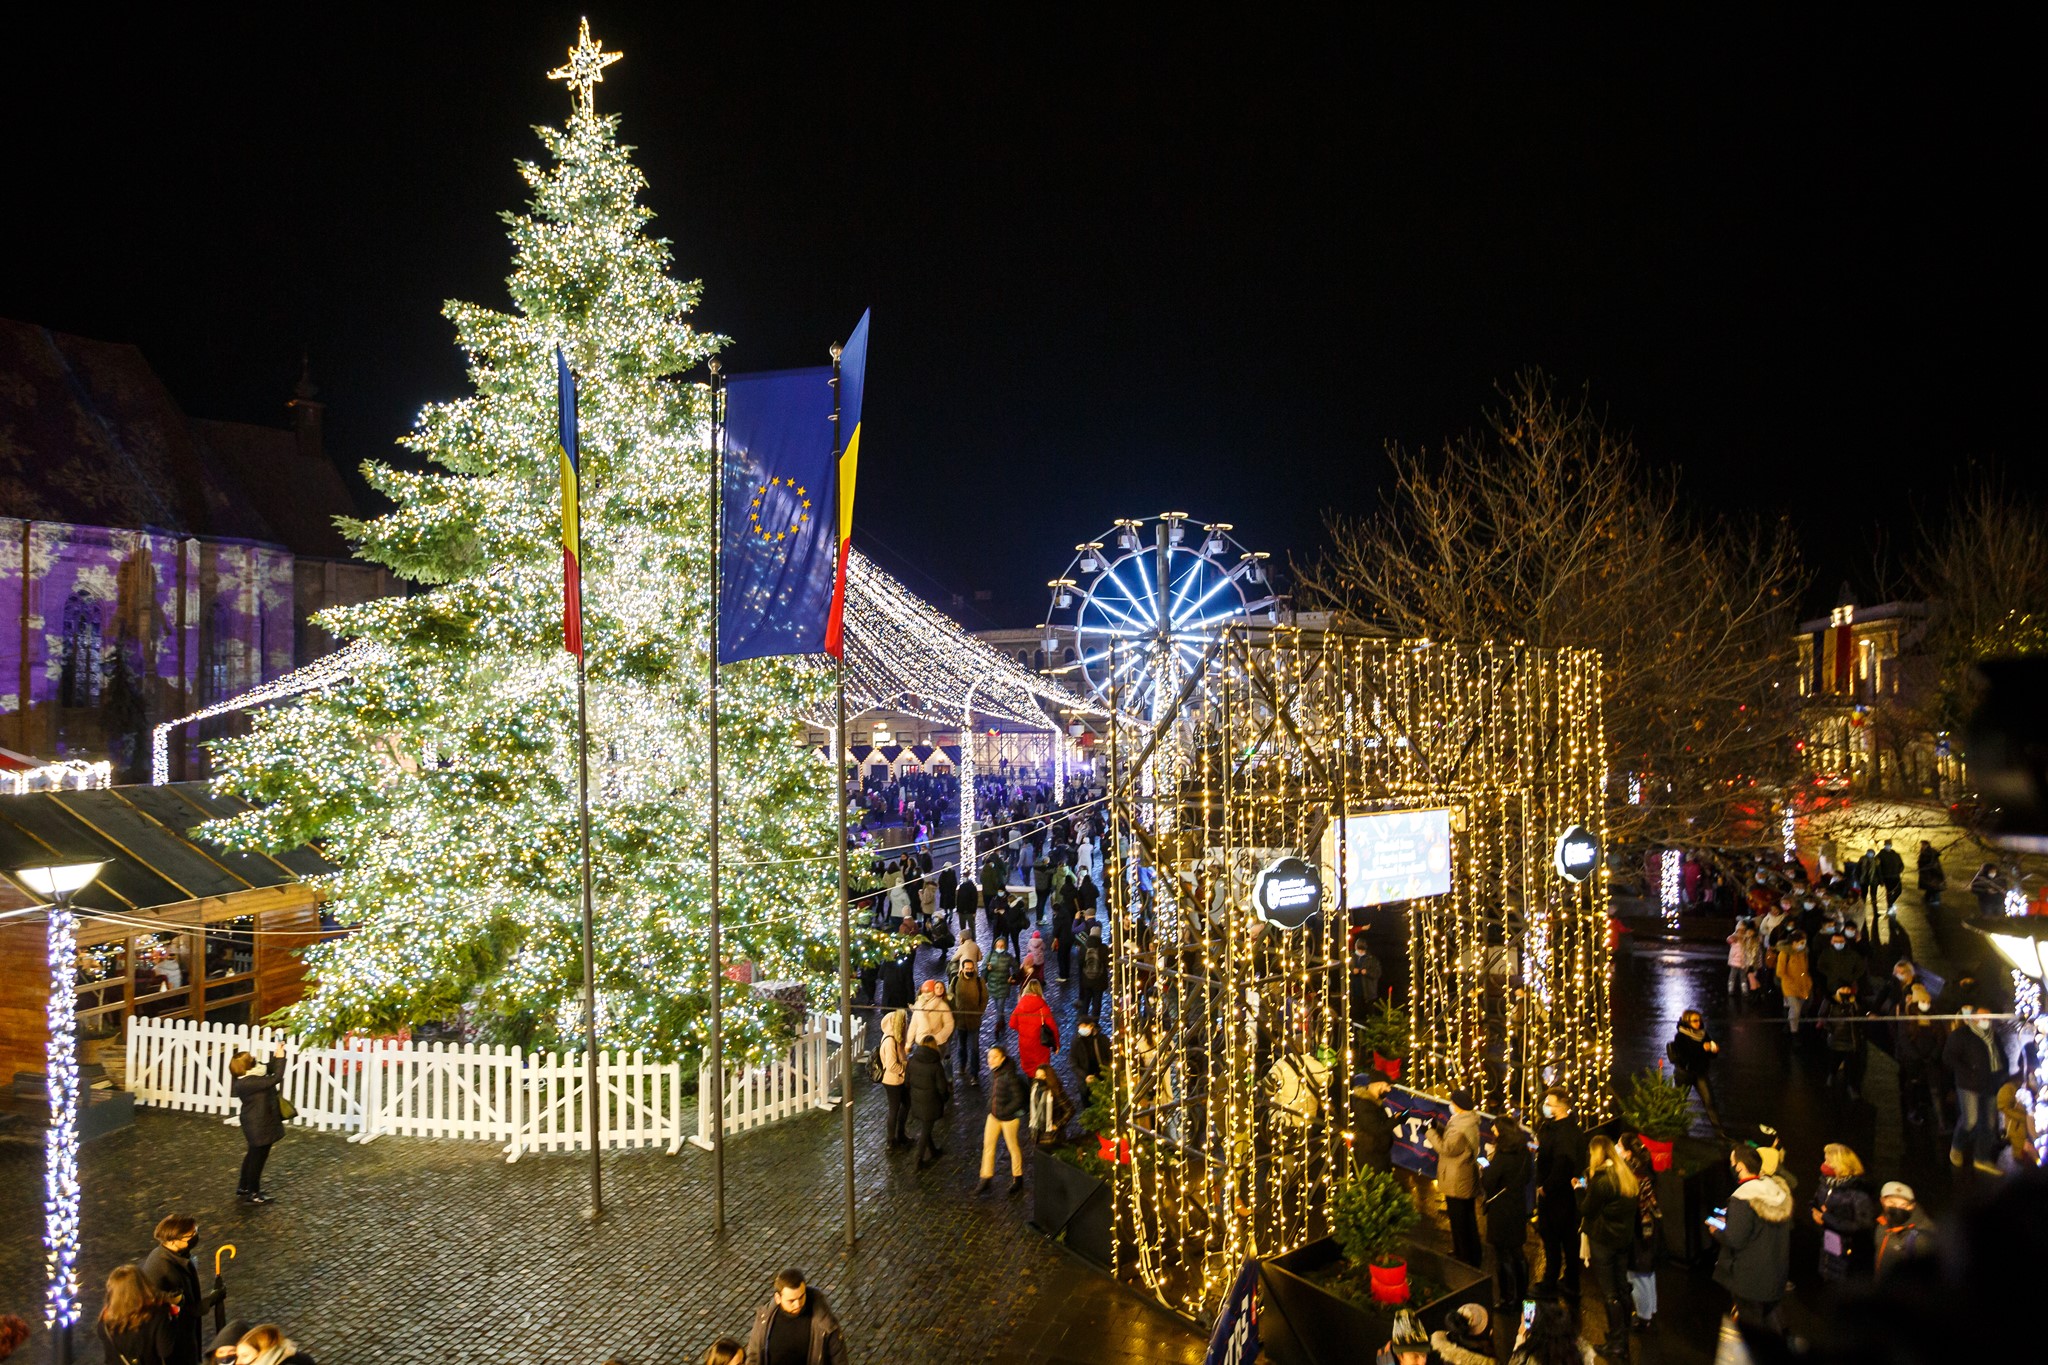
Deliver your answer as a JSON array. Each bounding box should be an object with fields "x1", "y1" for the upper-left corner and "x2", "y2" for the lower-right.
[{"x1": 548, "y1": 16, "x2": 624, "y2": 117}]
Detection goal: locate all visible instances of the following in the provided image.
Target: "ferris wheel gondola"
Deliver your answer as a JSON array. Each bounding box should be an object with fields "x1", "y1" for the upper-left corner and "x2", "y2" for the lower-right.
[{"x1": 1042, "y1": 512, "x2": 1277, "y2": 719}]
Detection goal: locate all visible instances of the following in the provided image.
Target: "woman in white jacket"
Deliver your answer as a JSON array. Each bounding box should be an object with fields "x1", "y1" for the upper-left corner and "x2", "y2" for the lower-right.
[{"x1": 879, "y1": 1009, "x2": 912, "y2": 1149}]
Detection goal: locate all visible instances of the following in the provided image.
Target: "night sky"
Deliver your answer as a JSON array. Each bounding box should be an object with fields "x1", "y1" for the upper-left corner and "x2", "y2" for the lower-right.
[{"x1": 7, "y1": 9, "x2": 2031, "y2": 624}]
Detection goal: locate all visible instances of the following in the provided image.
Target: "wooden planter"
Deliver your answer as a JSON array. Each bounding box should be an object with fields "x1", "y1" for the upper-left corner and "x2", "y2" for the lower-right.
[
  {"x1": 1031, "y1": 1147, "x2": 1113, "y2": 1267},
  {"x1": 1258, "y1": 1237, "x2": 1489, "y2": 1365},
  {"x1": 1655, "y1": 1135, "x2": 1736, "y2": 1268}
]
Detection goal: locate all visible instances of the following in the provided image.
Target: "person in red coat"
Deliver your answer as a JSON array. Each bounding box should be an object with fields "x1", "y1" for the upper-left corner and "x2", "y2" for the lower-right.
[{"x1": 1008, "y1": 980, "x2": 1060, "y2": 1079}]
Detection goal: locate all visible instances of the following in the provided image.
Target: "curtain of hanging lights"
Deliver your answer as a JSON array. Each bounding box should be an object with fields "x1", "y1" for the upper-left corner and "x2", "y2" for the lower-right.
[{"x1": 1105, "y1": 628, "x2": 1611, "y2": 1318}]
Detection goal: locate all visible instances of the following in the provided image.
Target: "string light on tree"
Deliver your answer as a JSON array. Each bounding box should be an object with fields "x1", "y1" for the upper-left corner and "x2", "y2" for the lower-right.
[{"x1": 1661, "y1": 849, "x2": 1682, "y2": 928}]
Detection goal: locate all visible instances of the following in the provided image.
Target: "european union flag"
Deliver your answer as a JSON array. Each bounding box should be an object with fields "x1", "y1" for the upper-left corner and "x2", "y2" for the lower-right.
[{"x1": 718, "y1": 366, "x2": 837, "y2": 663}]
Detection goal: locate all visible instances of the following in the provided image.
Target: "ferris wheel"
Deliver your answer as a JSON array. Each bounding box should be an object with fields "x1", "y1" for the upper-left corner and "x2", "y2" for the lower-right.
[{"x1": 1043, "y1": 512, "x2": 1277, "y2": 719}]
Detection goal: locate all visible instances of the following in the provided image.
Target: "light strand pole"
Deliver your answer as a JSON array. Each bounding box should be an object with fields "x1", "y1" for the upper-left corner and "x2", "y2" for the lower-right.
[
  {"x1": 705, "y1": 358, "x2": 727, "y2": 1235},
  {"x1": 22, "y1": 860, "x2": 107, "y2": 1365},
  {"x1": 831, "y1": 339, "x2": 858, "y2": 1250}
]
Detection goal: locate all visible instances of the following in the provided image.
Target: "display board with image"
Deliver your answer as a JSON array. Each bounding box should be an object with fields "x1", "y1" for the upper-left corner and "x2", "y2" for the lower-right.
[{"x1": 1321, "y1": 807, "x2": 1454, "y2": 907}]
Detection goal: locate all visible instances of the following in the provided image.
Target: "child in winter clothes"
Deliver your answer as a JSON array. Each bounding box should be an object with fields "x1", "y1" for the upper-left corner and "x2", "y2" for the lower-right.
[{"x1": 1727, "y1": 922, "x2": 1762, "y2": 999}]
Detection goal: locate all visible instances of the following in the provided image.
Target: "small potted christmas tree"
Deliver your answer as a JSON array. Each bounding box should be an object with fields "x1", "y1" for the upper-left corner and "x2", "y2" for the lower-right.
[
  {"x1": 1618, "y1": 1066, "x2": 1691, "y2": 1170},
  {"x1": 1358, "y1": 1000, "x2": 1409, "y2": 1081},
  {"x1": 1334, "y1": 1165, "x2": 1423, "y2": 1303}
]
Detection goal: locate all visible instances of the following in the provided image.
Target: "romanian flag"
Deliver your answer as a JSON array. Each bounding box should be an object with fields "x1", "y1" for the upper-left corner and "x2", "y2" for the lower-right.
[
  {"x1": 557, "y1": 347, "x2": 583, "y2": 658},
  {"x1": 825, "y1": 310, "x2": 868, "y2": 659}
]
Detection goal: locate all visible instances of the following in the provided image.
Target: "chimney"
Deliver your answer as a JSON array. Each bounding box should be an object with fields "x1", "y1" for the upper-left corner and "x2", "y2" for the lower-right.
[{"x1": 287, "y1": 352, "x2": 325, "y2": 464}]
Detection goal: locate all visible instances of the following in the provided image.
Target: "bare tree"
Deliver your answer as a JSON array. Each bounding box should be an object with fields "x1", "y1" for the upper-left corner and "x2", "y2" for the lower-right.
[
  {"x1": 1913, "y1": 482, "x2": 2048, "y2": 732},
  {"x1": 1295, "y1": 371, "x2": 1804, "y2": 859}
]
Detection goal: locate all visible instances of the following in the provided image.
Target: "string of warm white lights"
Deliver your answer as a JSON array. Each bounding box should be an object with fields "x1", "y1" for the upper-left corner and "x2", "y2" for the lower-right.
[
  {"x1": 151, "y1": 641, "x2": 388, "y2": 785},
  {"x1": 1107, "y1": 630, "x2": 1610, "y2": 1316}
]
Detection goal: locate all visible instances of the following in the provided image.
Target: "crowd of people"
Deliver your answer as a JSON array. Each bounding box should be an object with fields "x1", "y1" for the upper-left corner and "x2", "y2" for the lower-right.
[
  {"x1": 1352, "y1": 839, "x2": 2042, "y2": 1365},
  {"x1": 854, "y1": 781, "x2": 1116, "y2": 1201}
]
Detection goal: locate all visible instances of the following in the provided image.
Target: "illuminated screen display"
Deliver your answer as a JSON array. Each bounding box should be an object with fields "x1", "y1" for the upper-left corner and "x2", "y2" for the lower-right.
[{"x1": 1321, "y1": 808, "x2": 1453, "y2": 908}]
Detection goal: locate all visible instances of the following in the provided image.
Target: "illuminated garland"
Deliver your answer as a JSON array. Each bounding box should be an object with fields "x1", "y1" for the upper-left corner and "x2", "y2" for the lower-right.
[
  {"x1": 1661, "y1": 848, "x2": 1682, "y2": 928},
  {"x1": 1107, "y1": 631, "x2": 1611, "y2": 1316},
  {"x1": 44, "y1": 901, "x2": 80, "y2": 1338}
]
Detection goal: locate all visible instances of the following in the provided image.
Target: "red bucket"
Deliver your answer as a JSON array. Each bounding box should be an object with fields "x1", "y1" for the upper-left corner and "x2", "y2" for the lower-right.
[
  {"x1": 1640, "y1": 1135, "x2": 1675, "y2": 1172},
  {"x1": 1368, "y1": 1259, "x2": 1410, "y2": 1304}
]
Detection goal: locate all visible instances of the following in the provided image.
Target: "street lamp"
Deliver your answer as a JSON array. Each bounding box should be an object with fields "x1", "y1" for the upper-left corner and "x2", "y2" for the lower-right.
[
  {"x1": 1967, "y1": 913, "x2": 2048, "y2": 984},
  {"x1": 18, "y1": 860, "x2": 107, "y2": 1365}
]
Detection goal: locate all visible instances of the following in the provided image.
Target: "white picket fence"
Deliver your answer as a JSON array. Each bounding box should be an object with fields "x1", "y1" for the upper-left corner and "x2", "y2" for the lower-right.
[
  {"x1": 125, "y1": 1012, "x2": 862, "y2": 1162},
  {"x1": 687, "y1": 1009, "x2": 863, "y2": 1149}
]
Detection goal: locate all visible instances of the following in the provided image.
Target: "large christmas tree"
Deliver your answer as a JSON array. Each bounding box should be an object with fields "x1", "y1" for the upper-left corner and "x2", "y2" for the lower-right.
[{"x1": 211, "y1": 24, "x2": 843, "y2": 1062}]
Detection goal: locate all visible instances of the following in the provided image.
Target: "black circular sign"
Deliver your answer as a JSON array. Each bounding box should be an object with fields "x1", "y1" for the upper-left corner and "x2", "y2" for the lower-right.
[
  {"x1": 1553, "y1": 825, "x2": 1600, "y2": 883},
  {"x1": 1254, "y1": 856, "x2": 1324, "y2": 929}
]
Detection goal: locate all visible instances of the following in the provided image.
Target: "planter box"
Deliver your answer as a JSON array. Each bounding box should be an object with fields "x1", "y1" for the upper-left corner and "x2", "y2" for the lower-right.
[
  {"x1": 1258, "y1": 1237, "x2": 1489, "y2": 1365},
  {"x1": 1656, "y1": 1136, "x2": 1735, "y2": 1268},
  {"x1": 1031, "y1": 1147, "x2": 1112, "y2": 1267}
]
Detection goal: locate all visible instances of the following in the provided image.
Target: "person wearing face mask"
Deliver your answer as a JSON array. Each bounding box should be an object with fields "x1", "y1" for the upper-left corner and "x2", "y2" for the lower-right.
[
  {"x1": 1711, "y1": 1146, "x2": 1792, "y2": 1329},
  {"x1": 1811, "y1": 1143, "x2": 1878, "y2": 1284},
  {"x1": 1873, "y1": 1181, "x2": 1936, "y2": 1274},
  {"x1": 1533, "y1": 1087, "x2": 1585, "y2": 1303},
  {"x1": 1895, "y1": 984, "x2": 1943, "y2": 1126},
  {"x1": 1070, "y1": 1016, "x2": 1112, "y2": 1109},
  {"x1": 1818, "y1": 984, "x2": 1868, "y2": 1099},
  {"x1": 1775, "y1": 931, "x2": 1813, "y2": 1034},
  {"x1": 1942, "y1": 1005, "x2": 2006, "y2": 1172},
  {"x1": 1814, "y1": 928, "x2": 1866, "y2": 1002},
  {"x1": 140, "y1": 1214, "x2": 223, "y2": 1365}
]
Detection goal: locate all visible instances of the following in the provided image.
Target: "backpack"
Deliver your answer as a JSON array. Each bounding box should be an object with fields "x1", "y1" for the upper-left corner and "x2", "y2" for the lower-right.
[
  {"x1": 1080, "y1": 941, "x2": 1108, "y2": 983},
  {"x1": 866, "y1": 1045, "x2": 885, "y2": 1084}
]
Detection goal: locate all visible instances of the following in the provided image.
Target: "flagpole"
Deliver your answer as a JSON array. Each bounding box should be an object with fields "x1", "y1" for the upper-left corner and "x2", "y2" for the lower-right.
[
  {"x1": 830, "y1": 340, "x2": 857, "y2": 1251},
  {"x1": 575, "y1": 456, "x2": 602, "y2": 1225},
  {"x1": 705, "y1": 358, "x2": 727, "y2": 1236}
]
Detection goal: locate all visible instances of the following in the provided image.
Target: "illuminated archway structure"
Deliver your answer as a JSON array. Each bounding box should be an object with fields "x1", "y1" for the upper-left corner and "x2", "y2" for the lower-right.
[{"x1": 1104, "y1": 626, "x2": 1610, "y2": 1316}]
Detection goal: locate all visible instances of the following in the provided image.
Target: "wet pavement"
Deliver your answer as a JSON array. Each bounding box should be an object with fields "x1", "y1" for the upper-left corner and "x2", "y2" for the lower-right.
[{"x1": 0, "y1": 873, "x2": 2016, "y2": 1363}]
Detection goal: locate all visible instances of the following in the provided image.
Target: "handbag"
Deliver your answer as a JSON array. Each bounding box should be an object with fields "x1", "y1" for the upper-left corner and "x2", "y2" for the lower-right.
[
  {"x1": 1039, "y1": 1021, "x2": 1056, "y2": 1049},
  {"x1": 278, "y1": 1095, "x2": 297, "y2": 1122}
]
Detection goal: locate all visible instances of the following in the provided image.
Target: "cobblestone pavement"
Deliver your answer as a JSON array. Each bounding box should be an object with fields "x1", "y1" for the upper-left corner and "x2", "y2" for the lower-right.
[{"x1": 0, "y1": 905, "x2": 1205, "y2": 1365}]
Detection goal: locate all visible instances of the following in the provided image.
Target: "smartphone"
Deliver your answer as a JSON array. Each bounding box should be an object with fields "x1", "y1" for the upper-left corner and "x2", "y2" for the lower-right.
[{"x1": 1521, "y1": 1300, "x2": 1537, "y2": 1331}]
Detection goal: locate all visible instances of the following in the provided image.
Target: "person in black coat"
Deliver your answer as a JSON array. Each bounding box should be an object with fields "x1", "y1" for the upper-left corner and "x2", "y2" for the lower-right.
[
  {"x1": 140, "y1": 1214, "x2": 221, "y2": 1365},
  {"x1": 1002, "y1": 897, "x2": 1032, "y2": 959},
  {"x1": 905, "y1": 1036, "x2": 952, "y2": 1169},
  {"x1": 954, "y1": 876, "x2": 980, "y2": 934},
  {"x1": 1534, "y1": 1087, "x2": 1585, "y2": 1302},
  {"x1": 1051, "y1": 886, "x2": 1078, "y2": 982},
  {"x1": 1070, "y1": 1018, "x2": 1113, "y2": 1109},
  {"x1": 229, "y1": 1049, "x2": 286, "y2": 1202},
  {"x1": 1666, "y1": 1010, "x2": 1725, "y2": 1132},
  {"x1": 1482, "y1": 1117, "x2": 1536, "y2": 1309},
  {"x1": 1349, "y1": 1075, "x2": 1400, "y2": 1172}
]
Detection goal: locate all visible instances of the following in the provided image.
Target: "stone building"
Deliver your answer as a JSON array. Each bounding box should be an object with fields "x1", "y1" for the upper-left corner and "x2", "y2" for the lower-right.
[{"x1": 0, "y1": 318, "x2": 400, "y2": 780}]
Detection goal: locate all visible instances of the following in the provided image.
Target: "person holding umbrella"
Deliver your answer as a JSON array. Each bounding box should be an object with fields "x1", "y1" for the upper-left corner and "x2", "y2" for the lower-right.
[{"x1": 141, "y1": 1214, "x2": 223, "y2": 1365}]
